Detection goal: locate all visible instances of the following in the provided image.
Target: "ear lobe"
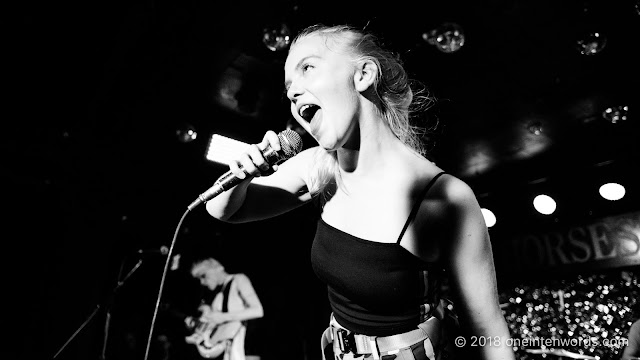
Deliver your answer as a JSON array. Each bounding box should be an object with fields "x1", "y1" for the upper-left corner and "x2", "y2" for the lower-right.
[{"x1": 354, "y1": 60, "x2": 377, "y2": 92}]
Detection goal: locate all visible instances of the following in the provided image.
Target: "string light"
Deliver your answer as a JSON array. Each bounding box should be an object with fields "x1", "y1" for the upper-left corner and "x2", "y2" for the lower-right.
[{"x1": 500, "y1": 271, "x2": 639, "y2": 359}]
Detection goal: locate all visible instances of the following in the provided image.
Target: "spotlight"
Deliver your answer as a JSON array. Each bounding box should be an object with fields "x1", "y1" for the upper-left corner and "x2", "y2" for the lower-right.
[
  {"x1": 481, "y1": 208, "x2": 497, "y2": 227},
  {"x1": 599, "y1": 183, "x2": 625, "y2": 201},
  {"x1": 533, "y1": 194, "x2": 556, "y2": 215}
]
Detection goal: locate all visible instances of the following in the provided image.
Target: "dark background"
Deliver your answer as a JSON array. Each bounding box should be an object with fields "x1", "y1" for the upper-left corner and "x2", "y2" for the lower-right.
[{"x1": 5, "y1": 1, "x2": 639, "y2": 359}]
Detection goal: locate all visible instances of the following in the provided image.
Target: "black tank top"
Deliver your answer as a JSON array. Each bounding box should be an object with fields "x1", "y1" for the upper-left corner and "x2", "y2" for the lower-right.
[{"x1": 311, "y1": 172, "x2": 446, "y2": 336}]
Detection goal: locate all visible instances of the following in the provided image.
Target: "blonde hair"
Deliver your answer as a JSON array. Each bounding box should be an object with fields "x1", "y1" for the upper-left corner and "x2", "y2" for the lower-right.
[
  {"x1": 291, "y1": 24, "x2": 436, "y2": 203},
  {"x1": 191, "y1": 258, "x2": 224, "y2": 277}
]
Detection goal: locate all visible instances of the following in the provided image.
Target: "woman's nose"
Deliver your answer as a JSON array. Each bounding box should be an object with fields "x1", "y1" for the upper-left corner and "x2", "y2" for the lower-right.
[{"x1": 286, "y1": 82, "x2": 303, "y2": 101}]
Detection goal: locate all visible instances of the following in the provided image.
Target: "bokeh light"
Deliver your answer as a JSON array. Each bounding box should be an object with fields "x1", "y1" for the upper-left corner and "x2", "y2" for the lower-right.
[
  {"x1": 262, "y1": 22, "x2": 291, "y2": 52},
  {"x1": 176, "y1": 123, "x2": 197, "y2": 143},
  {"x1": 602, "y1": 105, "x2": 629, "y2": 123},
  {"x1": 422, "y1": 22, "x2": 466, "y2": 53},
  {"x1": 576, "y1": 32, "x2": 607, "y2": 55}
]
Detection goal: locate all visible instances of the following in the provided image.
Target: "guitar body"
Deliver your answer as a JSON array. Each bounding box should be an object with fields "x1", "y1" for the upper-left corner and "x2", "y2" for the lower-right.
[
  {"x1": 197, "y1": 321, "x2": 243, "y2": 358},
  {"x1": 184, "y1": 304, "x2": 244, "y2": 359}
]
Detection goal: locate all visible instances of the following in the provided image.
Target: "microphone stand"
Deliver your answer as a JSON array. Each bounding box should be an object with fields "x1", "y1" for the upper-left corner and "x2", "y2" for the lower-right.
[{"x1": 52, "y1": 257, "x2": 144, "y2": 360}]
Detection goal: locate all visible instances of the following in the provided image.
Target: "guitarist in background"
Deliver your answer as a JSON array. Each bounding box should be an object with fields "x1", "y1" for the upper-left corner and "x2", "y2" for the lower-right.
[{"x1": 185, "y1": 257, "x2": 264, "y2": 360}]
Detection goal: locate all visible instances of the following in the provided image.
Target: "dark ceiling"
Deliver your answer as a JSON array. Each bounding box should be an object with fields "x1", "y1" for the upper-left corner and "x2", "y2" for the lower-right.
[
  {"x1": 240, "y1": 0, "x2": 640, "y2": 187},
  {"x1": 8, "y1": 0, "x2": 639, "y2": 229}
]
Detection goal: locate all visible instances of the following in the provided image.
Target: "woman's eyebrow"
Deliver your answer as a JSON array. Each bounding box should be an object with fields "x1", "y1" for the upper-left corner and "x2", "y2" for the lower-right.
[{"x1": 284, "y1": 55, "x2": 319, "y2": 91}]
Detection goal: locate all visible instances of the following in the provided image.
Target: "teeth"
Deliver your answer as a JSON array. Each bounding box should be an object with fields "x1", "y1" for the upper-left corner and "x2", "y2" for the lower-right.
[
  {"x1": 299, "y1": 104, "x2": 312, "y2": 117},
  {"x1": 299, "y1": 104, "x2": 320, "y2": 122}
]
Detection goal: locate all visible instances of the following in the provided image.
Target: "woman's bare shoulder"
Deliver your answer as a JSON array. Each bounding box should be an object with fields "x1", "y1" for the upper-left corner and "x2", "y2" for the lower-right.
[{"x1": 423, "y1": 170, "x2": 477, "y2": 205}]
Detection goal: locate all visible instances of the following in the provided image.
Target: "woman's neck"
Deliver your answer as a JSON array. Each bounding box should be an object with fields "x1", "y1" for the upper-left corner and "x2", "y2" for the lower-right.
[{"x1": 336, "y1": 111, "x2": 407, "y2": 177}]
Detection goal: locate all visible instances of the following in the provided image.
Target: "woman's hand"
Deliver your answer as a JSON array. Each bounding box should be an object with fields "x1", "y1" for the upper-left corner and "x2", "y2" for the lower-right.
[{"x1": 228, "y1": 130, "x2": 282, "y2": 179}]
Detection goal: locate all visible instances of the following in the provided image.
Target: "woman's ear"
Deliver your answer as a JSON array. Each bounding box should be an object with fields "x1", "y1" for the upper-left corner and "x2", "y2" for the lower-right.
[{"x1": 354, "y1": 60, "x2": 377, "y2": 92}]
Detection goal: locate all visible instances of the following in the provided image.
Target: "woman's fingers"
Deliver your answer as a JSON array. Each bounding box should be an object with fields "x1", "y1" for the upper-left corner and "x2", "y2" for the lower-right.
[
  {"x1": 246, "y1": 144, "x2": 270, "y2": 174},
  {"x1": 228, "y1": 158, "x2": 247, "y2": 179},
  {"x1": 229, "y1": 130, "x2": 281, "y2": 179},
  {"x1": 261, "y1": 130, "x2": 281, "y2": 153}
]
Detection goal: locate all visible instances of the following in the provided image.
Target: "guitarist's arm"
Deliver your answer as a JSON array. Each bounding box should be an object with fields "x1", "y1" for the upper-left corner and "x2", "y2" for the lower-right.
[{"x1": 202, "y1": 274, "x2": 264, "y2": 324}]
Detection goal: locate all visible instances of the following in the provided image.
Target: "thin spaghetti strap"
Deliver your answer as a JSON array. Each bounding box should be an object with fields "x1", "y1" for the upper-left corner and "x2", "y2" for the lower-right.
[{"x1": 396, "y1": 172, "x2": 447, "y2": 245}]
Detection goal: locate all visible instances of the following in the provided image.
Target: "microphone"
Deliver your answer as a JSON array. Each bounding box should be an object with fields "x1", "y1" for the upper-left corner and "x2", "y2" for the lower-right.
[
  {"x1": 138, "y1": 246, "x2": 169, "y2": 255},
  {"x1": 188, "y1": 129, "x2": 303, "y2": 210}
]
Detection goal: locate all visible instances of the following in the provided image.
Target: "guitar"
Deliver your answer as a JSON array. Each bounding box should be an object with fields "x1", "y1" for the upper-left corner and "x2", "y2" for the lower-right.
[{"x1": 184, "y1": 304, "x2": 243, "y2": 359}]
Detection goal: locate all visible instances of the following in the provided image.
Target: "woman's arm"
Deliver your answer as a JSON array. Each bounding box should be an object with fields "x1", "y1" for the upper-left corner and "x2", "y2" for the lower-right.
[
  {"x1": 441, "y1": 177, "x2": 515, "y2": 360},
  {"x1": 205, "y1": 130, "x2": 317, "y2": 223},
  {"x1": 622, "y1": 319, "x2": 640, "y2": 360}
]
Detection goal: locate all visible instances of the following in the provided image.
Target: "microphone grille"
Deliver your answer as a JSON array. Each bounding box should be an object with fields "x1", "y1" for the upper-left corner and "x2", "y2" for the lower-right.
[{"x1": 278, "y1": 129, "x2": 304, "y2": 158}]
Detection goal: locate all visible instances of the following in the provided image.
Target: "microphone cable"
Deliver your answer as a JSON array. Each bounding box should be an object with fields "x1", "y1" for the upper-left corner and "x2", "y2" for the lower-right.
[{"x1": 142, "y1": 207, "x2": 189, "y2": 360}]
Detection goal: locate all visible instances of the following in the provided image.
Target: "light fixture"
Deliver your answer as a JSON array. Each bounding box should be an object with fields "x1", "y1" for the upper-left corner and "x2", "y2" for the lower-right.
[
  {"x1": 481, "y1": 208, "x2": 497, "y2": 227},
  {"x1": 599, "y1": 183, "x2": 625, "y2": 201},
  {"x1": 576, "y1": 31, "x2": 607, "y2": 55},
  {"x1": 533, "y1": 194, "x2": 557, "y2": 215},
  {"x1": 262, "y1": 22, "x2": 291, "y2": 52},
  {"x1": 422, "y1": 22, "x2": 466, "y2": 53},
  {"x1": 527, "y1": 121, "x2": 543, "y2": 135}
]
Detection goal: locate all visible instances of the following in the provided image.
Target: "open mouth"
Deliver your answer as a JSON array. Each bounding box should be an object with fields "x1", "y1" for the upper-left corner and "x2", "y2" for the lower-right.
[{"x1": 299, "y1": 104, "x2": 320, "y2": 122}]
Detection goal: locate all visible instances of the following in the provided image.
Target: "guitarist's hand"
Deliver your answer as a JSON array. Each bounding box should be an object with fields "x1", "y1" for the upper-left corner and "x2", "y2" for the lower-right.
[
  {"x1": 198, "y1": 304, "x2": 213, "y2": 313},
  {"x1": 185, "y1": 316, "x2": 197, "y2": 329},
  {"x1": 201, "y1": 311, "x2": 229, "y2": 325},
  {"x1": 185, "y1": 331, "x2": 204, "y2": 345}
]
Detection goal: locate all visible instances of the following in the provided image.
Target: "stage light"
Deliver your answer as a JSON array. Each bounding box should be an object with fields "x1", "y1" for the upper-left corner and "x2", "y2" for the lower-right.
[
  {"x1": 599, "y1": 183, "x2": 625, "y2": 201},
  {"x1": 533, "y1": 194, "x2": 556, "y2": 215},
  {"x1": 481, "y1": 208, "x2": 497, "y2": 227}
]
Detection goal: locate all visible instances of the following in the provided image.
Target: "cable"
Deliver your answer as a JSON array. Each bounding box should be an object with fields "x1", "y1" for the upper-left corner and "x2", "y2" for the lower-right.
[{"x1": 143, "y1": 207, "x2": 190, "y2": 360}]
